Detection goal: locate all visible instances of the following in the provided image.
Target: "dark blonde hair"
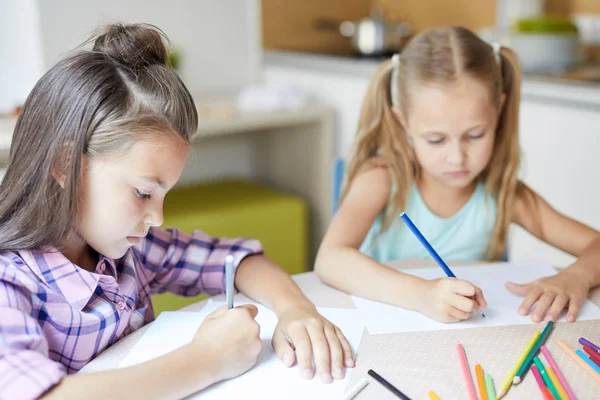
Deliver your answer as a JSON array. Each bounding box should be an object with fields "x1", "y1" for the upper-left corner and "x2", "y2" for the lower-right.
[
  {"x1": 342, "y1": 26, "x2": 531, "y2": 260},
  {"x1": 0, "y1": 23, "x2": 198, "y2": 251}
]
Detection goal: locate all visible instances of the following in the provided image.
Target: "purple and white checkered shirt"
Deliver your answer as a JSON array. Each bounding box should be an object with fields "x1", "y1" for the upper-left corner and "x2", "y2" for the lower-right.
[{"x1": 0, "y1": 227, "x2": 263, "y2": 400}]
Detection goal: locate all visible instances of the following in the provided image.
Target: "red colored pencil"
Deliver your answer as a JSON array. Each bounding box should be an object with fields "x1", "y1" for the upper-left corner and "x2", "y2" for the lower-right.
[{"x1": 583, "y1": 345, "x2": 600, "y2": 367}]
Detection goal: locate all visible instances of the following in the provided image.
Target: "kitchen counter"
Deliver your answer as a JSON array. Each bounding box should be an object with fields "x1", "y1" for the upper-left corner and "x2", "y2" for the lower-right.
[{"x1": 264, "y1": 50, "x2": 600, "y2": 109}]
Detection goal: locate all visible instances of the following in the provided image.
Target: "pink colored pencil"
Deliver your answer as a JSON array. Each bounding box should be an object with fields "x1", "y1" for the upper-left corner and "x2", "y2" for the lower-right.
[
  {"x1": 531, "y1": 364, "x2": 553, "y2": 400},
  {"x1": 540, "y1": 345, "x2": 577, "y2": 400},
  {"x1": 456, "y1": 342, "x2": 478, "y2": 400}
]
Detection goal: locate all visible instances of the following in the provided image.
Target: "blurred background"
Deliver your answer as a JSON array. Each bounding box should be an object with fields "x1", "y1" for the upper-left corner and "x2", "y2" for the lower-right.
[{"x1": 2, "y1": 1, "x2": 600, "y2": 310}]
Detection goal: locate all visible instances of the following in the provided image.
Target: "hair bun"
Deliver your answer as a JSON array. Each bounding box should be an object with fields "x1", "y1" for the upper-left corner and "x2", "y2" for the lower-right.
[{"x1": 92, "y1": 23, "x2": 168, "y2": 69}]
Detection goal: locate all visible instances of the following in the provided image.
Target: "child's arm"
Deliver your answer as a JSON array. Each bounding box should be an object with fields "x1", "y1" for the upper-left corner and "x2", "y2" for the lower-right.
[
  {"x1": 136, "y1": 227, "x2": 264, "y2": 297},
  {"x1": 233, "y1": 254, "x2": 354, "y2": 383},
  {"x1": 0, "y1": 277, "x2": 260, "y2": 400},
  {"x1": 41, "y1": 304, "x2": 262, "y2": 400},
  {"x1": 509, "y1": 184, "x2": 600, "y2": 322},
  {"x1": 136, "y1": 227, "x2": 353, "y2": 384},
  {"x1": 315, "y1": 165, "x2": 485, "y2": 323},
  {"x1": 42, "y1": 341, "x2": 220, "y2": 400}
]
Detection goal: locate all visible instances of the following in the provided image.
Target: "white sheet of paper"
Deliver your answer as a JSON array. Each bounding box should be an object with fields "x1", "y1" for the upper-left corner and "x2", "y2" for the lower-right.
[
  {"x1": 119, "y1": 299, "x2": 222, "y2": 369},
  {"x1": 119, "y1": 299, "x2": 365, "y2": 399},
  {"x1": 352, "y1": 260, "x2": 600, "y2": 335}
]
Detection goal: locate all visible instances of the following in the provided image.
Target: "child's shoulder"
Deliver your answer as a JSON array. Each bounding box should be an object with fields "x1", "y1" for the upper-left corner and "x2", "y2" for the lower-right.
[
  {"x1": 351, "y1": 156, "x2": 392, "y2": 191},
  {"x1": 344, "y1": 157, "x2": 393, "y2": 211},
  {"x1": 357, "y1": 156, "x2": 389, "y2": 172},
  {"x1": 0, "y1": 251, "x2": 42, "y2": 289},
  {"x1": 355, "y1": 156, "x2": 391, "y2": 180}
]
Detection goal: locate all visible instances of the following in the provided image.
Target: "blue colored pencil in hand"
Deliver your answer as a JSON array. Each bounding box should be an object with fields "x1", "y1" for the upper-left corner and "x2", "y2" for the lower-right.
[{"x1": 399, "y1": 212, "x2": 486, "y2": 318}]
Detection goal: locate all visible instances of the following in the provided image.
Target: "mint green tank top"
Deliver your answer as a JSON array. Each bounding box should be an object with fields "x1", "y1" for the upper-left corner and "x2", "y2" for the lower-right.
[{"x1": 359, "y1": 182, "x2": 498, "y2": 262}]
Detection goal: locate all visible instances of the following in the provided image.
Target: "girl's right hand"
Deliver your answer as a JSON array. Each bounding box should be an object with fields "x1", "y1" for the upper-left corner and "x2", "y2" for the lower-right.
[
  {"x1": 417, "y1": 278, "x2": 487, "y2": 323},
  {"x1": 189, "y1": 304, "x2": 262, "y2": 383}
]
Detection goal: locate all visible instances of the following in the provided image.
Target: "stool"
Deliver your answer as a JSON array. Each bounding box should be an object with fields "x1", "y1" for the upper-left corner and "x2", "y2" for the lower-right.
[{"x1": 151, "y1": 179, "x2": 309, "y2": 315}]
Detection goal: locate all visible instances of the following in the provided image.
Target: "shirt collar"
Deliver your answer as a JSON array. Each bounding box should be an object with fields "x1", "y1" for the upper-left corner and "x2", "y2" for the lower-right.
[{"x1": 17, "y1": 248, "x2": 117, "y2": 310}]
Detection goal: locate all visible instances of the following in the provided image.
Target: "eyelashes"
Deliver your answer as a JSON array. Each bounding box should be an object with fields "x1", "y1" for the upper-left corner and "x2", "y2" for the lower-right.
[
  {"x1": 135, "y1": 189, "x2": 151, "y2": 200},
  {"x1": 426, "y1": 132, "x2": 486, "y2": 145}
]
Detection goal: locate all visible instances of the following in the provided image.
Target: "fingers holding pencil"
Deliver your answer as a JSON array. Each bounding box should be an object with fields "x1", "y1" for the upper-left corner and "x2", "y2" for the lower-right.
[{"x1": 422, "y1": 278, "x2": 487, "y2": 323}]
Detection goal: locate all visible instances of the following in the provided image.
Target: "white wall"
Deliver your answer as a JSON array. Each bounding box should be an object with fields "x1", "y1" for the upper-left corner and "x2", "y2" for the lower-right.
[
  {"x1": 1, "y1": 0, "x2": 262, "y2": 182},
  {"x1": 263, "y1": 65, "x2": 369, "y2": 158},
  {"x1": 1, "y1": 0, "x2": 262, "y2": 112},
  {"x1": 0, "y1": 0, "x2": 44, "y2": 112}
]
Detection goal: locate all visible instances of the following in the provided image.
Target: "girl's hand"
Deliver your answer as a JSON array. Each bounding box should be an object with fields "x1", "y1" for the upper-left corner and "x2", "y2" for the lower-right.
[
  {"x1": 189, "y1": 304, "x2": 262, "y2": 383},
  {"x1": 271, "y1": 303, "x2": 355, "y2": 384},
  {"x1": 418, "y1": 278, "x2": 487, "y2": 323},
  {"x1": 506, "y1": 268, "x2": 592, "y2": 323}
]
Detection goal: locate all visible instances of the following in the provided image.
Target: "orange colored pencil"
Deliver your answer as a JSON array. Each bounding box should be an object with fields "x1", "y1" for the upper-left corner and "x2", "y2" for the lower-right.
[{"x1": 475, "y1": 363, "x2": 488, "y2": 400}]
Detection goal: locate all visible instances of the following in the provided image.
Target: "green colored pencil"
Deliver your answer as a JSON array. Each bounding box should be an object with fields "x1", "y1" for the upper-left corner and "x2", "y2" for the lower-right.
[
  {"x1": 533, "y1": 356, "x2": 561, "y2": 400},
  {"x1": 484, "y1": 372, "x2": 497, "y2": 400},
  {"x1": 513, "y1": 321, "x2": 554, "y2": 384}
]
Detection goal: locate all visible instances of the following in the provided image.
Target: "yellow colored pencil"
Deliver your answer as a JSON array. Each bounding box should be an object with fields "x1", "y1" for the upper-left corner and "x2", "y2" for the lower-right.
[
  {"x1": 547, "y1": 367, "x2": 568, "y2": 400},
  {"x1": 428, "y1": 390, "x2": 441, "y2": 400},
  {"x1": 497, "y1": 330, "x2": 541, "y2": 398}
]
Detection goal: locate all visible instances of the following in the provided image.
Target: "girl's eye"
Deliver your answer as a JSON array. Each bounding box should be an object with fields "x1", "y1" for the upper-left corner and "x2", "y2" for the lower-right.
[
  {"x1": 427, "y1": 138, "x2": 444, "y2": 145},
  {"x1": 468, "y1": 131, "x2": 485, "y2": 140},
  {"x1": 135, "y1": 189, "x2": 151, "y2": 200}
]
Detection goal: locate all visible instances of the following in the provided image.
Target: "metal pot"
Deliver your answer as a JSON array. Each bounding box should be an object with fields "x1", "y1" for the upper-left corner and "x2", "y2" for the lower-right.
[{"x1": 314, "y1": 9, "x2": 412, "y2": 56}]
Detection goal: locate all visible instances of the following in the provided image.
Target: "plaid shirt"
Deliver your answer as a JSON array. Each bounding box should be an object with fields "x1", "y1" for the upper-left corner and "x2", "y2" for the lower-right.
[{"x1": 0, "y1": 228, "x2": 263, "y2": 400}]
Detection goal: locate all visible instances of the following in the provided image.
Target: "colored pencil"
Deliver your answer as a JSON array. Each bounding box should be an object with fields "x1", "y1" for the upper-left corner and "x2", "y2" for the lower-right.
[
  {"x1": 225, "y1": 255, "x2": 234, "y2": 309},
  {"x1": 547, "y1": 366, "x2": 568, "y2": 400},
  {"x1": 534, "y1": 356, "x2": 561, "y2": 400},
  {"x1": 484, "y1": 373, "x2": 496, "y2": 400},
  {"x1": 399, "y1": 212, "x2": 485, "y2": 318},
  {"x1": 582, "y1": 345, "x2": 600, "y2": 367},
  {"x1": 556, "y1": 339, "x2": 600, "y2": 384},
  {"x1": 497, "y1": 330, "x2": 541, "y2": 397},
  {"x1": 513, "y1": 321, "x2": 554, "y2": 384},
  {"x1": 531, "y1": 364, "x2": 555, "y2": 400},
  {"x1": 578, "y1": 337, "x2": 600, "y2": 354},
  {"x1": 576, "y1": 349, "x2": 600, "y2": 374},
  {"x1": 342, "y1": 376, "x2": 369, "y2": 400},
  {"x1": 368, "y1": 369, "x2": 412, "y2": 400},
  {"x1": 456, "y1": 342, "x2": 478, "y2": 400},
  {"x1": 475, "y1": 363, "x2": 488, "y2": 400},
  {"x1": 540, "y1": 345, "x2": 577, "y2": 400},
  {"x1": 428, "y1": 391, "x2": 441, "y2": 400}
]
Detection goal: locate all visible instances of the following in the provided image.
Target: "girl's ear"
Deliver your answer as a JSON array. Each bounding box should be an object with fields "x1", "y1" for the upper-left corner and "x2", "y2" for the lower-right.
[
  {"x1": 391, "y1": 105, "x2": 406, "y2": 129},
  {"x1": 51, "y1": 143, "x2": 75, "y2": 188},
  {"x1": 499, "y1": 93, "x2": 507, "y2": 114}
]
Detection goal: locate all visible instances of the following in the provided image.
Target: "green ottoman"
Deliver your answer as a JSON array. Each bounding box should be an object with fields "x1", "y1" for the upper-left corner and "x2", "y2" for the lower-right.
[{"x1": 151, "y1": 179, "x2": 309, "y2": 315}]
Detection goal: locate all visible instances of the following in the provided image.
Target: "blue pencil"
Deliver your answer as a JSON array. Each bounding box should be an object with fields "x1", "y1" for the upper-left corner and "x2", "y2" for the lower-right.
[
  {"x1": 399, "y1": 212, "x2": 486, "y2": 318},
  {"x1": 576, "y1": 349, "x2": 600, "y2": 374}
]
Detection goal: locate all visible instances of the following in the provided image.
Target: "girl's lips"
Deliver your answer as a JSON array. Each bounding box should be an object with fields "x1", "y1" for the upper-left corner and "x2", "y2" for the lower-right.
[
  {"x1": 126, "y1": 236, "x2": 141, "y2": 245},
  {"x1": 445, "y1": 170, "x2": 469, "y2": 178}
]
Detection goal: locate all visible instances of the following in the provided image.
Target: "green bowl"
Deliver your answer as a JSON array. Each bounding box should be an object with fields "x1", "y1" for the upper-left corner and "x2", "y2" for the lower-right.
[{"x1": 513, "y1": 15, "x2": 578, "y2": 35}]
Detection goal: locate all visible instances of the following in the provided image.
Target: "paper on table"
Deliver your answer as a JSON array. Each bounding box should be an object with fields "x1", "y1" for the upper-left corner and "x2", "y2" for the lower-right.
[
  {"x1": 352, "y1": 260, "x2": 600, "y2": 335},
  {"x1": 119, "y1": 299, "x2": 222, "y2": 368},
  {"x1": 119, "y1": 299, "x2": 365, "y2": 399}
]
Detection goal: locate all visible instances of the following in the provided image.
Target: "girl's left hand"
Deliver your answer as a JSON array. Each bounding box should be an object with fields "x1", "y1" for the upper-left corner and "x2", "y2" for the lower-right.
[
  {"x1": 506, "y1": 268, "x2": 592, "y2": 323},
  {"x1": 271, "y1": 303, "x2": 354, "y2": 383}
]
